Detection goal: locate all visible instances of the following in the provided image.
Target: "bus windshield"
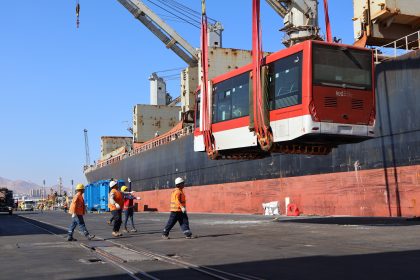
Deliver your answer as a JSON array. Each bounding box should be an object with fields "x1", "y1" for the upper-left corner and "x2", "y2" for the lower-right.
[{"x1": 312, "y1": 44, "x2": 372, "y2": 90}]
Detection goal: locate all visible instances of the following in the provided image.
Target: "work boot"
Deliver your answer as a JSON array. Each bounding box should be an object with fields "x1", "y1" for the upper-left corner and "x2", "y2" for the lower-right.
[
  {"x1": 67, "y1": 236, "x2": 77, "y2": 241},
  {"x1": 86, "y1": 234, "x2": 95, "y2": 240},
  {"x1": 112, "y1": 232, "x2": 123, "y2": 237},
  {"x1": 130, "y1": 228, "x2": 137, "y2": 232},
  {"x1": 123, "y1": 228, "x2": 128, "y2": 233},
  {"x1": 161, "y1": 235, "x2": 170, "y2": 240}
]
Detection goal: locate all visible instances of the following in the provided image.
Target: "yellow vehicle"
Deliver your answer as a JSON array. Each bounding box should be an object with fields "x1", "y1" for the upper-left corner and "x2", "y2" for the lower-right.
[{"x1": 19, "y1": 200, "x2": 35, "y2": 211}]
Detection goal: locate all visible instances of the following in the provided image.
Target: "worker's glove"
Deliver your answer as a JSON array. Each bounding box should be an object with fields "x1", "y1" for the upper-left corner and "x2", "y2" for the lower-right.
[
  {"x1": 128, "y1": 177, "x2": 132, "y2": 183},
  {"x1": 136, "y1": 197, "x2": 141, "y2": 200},
  {"x1": 181, "y1": 207, "x2": 186, "y2": 213},
  {"x1": 130, "y1": 191, "x2": 135, "y2": 194},
  {"x1": 115, "y1": 203, "x2": 121, "y2": 210},
  {"x1": 72, "y1": 213, "x2": 76, "y2": 218}
]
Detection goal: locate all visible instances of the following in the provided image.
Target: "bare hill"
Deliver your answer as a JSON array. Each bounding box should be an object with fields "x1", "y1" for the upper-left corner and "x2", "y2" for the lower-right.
[{"x1": 0, "y1": 177, "x2": 41, "y2": 194}]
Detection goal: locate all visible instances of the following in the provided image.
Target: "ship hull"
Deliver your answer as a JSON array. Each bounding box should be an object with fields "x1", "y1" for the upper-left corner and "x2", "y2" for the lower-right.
[{"x1": 86, "y1": 51, "x2": 420, "y2": 217}]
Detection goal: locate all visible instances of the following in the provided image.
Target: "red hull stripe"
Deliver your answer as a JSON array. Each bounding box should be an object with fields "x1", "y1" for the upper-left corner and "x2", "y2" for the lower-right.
[{"x1": 133, "y1": 165, "x2": 420, "y2": 217}]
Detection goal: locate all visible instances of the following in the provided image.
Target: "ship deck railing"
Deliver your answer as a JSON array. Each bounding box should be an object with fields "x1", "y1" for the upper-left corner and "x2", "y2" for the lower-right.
[
  {"x1": 84, "y1": 125, "x2": 194, "y2": 173},
  {"x1": 374, "y1": 30, "x2": 420, "y2": 63}
]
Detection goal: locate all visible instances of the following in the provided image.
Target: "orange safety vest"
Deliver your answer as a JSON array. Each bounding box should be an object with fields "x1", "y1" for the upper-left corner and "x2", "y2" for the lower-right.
[
  {"x1": 69, "y1": 192, "x2": 85, "y2": 216},
  {"x1": 170, "y1": 188, "x2": 186, "y2": 212},
  {"x1": 109, "y1": 189, "x2": 124, "y2": 211}
]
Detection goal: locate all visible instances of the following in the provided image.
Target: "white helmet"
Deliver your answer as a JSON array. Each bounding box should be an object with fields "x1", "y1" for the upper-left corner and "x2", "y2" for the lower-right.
[
  {"x1": 109, "y1": 180, "x2": 118, "y2": 188},
  {"x1": 175, "y1": 177, "x2": 184, "y2": 186}
]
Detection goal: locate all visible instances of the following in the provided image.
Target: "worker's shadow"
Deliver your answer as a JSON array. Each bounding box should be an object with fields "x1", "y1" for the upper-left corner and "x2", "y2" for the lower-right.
[
  {"x1": 168, "y1": 233, "x2": 242, "y2": 239},
  {"x1": 102, "y1": 236, "x2": 131, "y2": 241},
  {"x1": 16, "y1": 211, "x2": 40, "y2": 215},
  {"x1": 134, "y1": 230, "x2": 162, "y2": 235}
]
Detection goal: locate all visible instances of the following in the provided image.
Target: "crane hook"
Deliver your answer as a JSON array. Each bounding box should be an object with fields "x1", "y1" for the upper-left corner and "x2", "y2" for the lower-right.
[{"x1": 76, "y1": 1, "x2": 80, "y2": 28}]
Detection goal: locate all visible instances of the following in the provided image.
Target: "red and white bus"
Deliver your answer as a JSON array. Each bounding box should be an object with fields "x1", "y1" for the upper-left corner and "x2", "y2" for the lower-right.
[{"x1": 194, "y1": 40, "x2": 375, "y2": 157}]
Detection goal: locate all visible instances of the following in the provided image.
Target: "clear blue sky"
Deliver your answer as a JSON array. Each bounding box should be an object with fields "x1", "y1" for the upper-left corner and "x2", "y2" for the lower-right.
[{"x1": 0, "y1": 0, "x2": 354, "y2": 188}]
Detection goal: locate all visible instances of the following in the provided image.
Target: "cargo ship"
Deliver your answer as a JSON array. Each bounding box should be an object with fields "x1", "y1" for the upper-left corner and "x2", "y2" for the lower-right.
[
  {"x1": 85, "y1": 47, "x2": 420, "y2": 217},
  {"x1": 85, "y1": 1, "x2": 420, "y2": 217}
]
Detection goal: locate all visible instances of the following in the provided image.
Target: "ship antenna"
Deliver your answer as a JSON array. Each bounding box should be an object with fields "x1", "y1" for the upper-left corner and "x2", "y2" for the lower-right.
[{"x1": 83, "y1": 129, "x2": 91, "y2": 168}]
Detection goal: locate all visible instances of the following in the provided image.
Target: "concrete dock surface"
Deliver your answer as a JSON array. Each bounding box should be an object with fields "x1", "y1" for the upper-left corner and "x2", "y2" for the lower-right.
[{"x1": 1, "y1": 211, "x2": 420, "y2": 280}]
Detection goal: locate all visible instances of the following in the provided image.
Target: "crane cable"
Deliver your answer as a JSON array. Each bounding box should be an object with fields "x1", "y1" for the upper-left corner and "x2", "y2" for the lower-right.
[
  {"x1": 145, "y1": 0, "x2": 200, "y2": 29},
  {"x1": 165, "y1": 0, "x2": 218, "y2": 24},
  {"x1": 145, "y1": 0, "x2": 218, "y2": 29},
  {"x1": 252, "y1": 0, "x2": 272, "y2": 151},
  {"x1": 154, "y1": 0, "x2": 201, "y2": 27},
  {"x1": 200, "y1": 0, "x2": 217, "y2": 159}
]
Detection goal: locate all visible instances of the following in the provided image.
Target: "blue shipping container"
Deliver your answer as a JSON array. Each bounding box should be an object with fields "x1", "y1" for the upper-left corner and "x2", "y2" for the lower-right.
[{"x1": 85, "y1": 179, "x2": 125, "y2": 212}]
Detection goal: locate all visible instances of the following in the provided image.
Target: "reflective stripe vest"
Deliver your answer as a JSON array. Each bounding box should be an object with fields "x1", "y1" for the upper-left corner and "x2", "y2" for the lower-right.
[
  {"x1": 109, "y1": 189, "x2": 124, "y2": 211},
  {"x1": 170, "y1": 188, "x2": 186, "y2": 212},
  {"x1": 123, "y1": 194, "x2": 134, "y2": 210},
  {"x1": 69, "y1": 192, "x2": 85, "y2": 216}
]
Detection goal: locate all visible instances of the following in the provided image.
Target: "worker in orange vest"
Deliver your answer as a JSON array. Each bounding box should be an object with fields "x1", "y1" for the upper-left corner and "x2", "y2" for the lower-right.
[
  {"x1": 108, "y1": 180, "x2": 124, "y2": 237},
  {"x1": 162, "y1": 177, "x2": 193, "y2": 239},
  {"x1": 67, "y1": 184, "x2": 95, "y2": 241}
]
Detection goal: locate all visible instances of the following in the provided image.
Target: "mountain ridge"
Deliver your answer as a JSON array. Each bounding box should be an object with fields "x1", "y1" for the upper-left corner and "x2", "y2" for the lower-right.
[{"x1": 0, "y1": 176, "x2": 42, "y2": 194}]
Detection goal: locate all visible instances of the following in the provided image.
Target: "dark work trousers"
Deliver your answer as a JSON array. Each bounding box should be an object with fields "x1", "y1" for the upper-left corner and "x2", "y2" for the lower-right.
[
  {"x1": 111, "y1": 210, "x2": 122, "y2": 232},
  {"x1": 123, "y1": 208, "x2": 135, "y2": 229},
  {"x1": 68, "y1": 215, "x2": 89, "y2": 238},
  {"x1": 163, "y1": 211, "x2": 192, "y2": 237}
]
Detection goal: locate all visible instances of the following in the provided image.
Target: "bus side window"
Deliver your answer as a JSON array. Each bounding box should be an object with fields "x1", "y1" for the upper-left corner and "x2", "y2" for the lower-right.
[
  {"x1": 218, "y1": 90, "x2": 232, "y2": 121},
  {"x1": 212, "y1": 72, "x2": 250, "y2": 123},
  {"x1": 212, "y1": 88, "x2": 217, "y2": 123},
  {"x1": 269, "y1": 51, "x2": 303, "y2": 110}
]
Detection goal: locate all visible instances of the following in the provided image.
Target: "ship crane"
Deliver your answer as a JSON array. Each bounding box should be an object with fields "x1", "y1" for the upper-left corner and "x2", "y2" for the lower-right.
[
  {"x1": 117, "y1": 0, "x2": 224, "y2": 120},
  {"x1": 265, "y1": 0, "x2": 324, "y2": 47},
  {"x1": 78, "y1": 0, "x2": 418, "y2": 161},
  {"x1": 117, "y1": 0, "x2": 223, "y2": 65}
]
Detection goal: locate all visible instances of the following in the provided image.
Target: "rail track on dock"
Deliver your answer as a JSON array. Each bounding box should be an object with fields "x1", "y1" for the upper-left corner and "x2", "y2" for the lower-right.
[{"x1": 19, "y1": 215, "x2": 265, "y2": 280}]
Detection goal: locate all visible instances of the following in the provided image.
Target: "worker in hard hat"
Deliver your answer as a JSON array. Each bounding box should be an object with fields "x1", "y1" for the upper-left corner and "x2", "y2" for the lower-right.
[
  {"x1": 67, "y1": 184, "x2": 95, "y2": 241},
  {"x1": 121, "y1": 183, "x2": 141, "y2": 233},
  {"x1": 162, "y1": 177, "x2": 193, "y2": 239},
  {"x1": 107, "y1": 180, "x2": 134, "y2": 226},
  {"x1": 107, "y1": 181, "x2": 118, "y2": 228},
  {"x1": 108, "y1": 180, "x2": 124, "y2": 237}
]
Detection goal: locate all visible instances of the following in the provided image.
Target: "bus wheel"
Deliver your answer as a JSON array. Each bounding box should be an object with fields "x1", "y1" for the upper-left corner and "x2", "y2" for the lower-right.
[
  {"x1": 207, "y1": 149, "x2": 219, "y2": 160},
  {"x1": 258, "y1": 131, "x2": 273, "y2": 152}
]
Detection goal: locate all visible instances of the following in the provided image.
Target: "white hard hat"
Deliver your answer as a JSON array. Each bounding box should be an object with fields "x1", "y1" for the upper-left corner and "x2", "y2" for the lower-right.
[
  {"x1": 175, "y1": 177, "x2": 184, "y2": 186},
  {"x1": 109, "y1": 180, "x2": 118, "y2": 188}
]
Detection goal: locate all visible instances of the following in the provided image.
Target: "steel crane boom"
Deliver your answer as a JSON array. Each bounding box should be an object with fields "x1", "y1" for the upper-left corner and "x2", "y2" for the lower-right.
[{"x1": 117, "y1": 0, "x2": 199, "y2": 66}]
